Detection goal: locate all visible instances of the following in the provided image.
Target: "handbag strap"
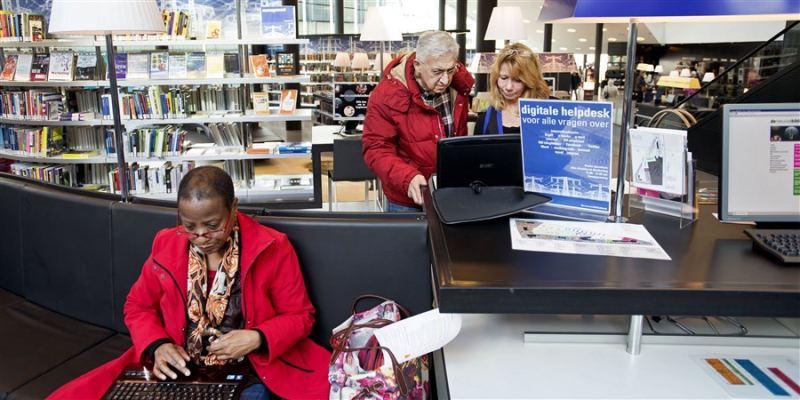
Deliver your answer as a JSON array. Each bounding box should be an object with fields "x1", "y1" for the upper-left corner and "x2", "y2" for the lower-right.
[
  {"x1": 350, "y1": 294, "x2": 410, "y2": 318},
  {"x1": 328, "y1": 318, "x2": 410, "y2": 396}
]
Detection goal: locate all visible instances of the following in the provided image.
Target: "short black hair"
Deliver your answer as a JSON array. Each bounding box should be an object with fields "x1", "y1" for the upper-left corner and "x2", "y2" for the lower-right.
[{"x1": 177, "y1": 166, "x2": 235, "y2": 209}]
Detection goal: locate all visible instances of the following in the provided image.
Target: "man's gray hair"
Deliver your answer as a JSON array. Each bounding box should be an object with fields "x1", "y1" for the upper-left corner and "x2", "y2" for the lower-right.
[{"x1": 416, "y1": 31, "x2": 459, "y2": 62}]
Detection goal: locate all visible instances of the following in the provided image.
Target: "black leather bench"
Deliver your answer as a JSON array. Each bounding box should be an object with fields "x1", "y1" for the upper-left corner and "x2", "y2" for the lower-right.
[{"x1": 0, "y1": 176, "x2": 432, "y2": 399}]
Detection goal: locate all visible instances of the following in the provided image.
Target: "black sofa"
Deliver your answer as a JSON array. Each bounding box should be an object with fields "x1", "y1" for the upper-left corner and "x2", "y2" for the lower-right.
[{"x1": 0, "y1": 176, "x2": 433, "y2": 400}]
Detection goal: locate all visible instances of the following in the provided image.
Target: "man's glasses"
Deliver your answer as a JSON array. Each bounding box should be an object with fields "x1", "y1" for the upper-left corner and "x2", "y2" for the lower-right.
[
  {"x1": 420, "y1": 62, "x2": 459, "y2": 79},
  {"x1": 176, "y1": 211, "x2": 231, "y2": 240}
]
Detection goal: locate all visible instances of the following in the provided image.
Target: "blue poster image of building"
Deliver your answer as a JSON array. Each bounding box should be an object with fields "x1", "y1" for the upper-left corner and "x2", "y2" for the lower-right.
[
  {"x1": 520, "y1": 99, "x2": 614, "y2": 214},
  {"x1": 261, "y1": 6, "x2": 296, "y2": 39}
]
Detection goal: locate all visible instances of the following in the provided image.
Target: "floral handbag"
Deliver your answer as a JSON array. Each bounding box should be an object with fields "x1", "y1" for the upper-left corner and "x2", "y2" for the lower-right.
[{"x1": 328, "y1": 295, "x2": 430, "y2": 400}]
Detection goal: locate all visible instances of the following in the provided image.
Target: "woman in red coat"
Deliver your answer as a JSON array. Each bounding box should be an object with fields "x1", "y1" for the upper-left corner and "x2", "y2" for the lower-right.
[{"x1": 49, "y1": 166, "x2": 330, "y2": 400}]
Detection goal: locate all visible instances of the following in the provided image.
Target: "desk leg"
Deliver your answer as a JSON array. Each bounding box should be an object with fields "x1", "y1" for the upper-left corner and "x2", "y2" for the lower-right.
[
  {"x1": 626, "y1": 315, "x2": 643, "y2": 355},
  {"x1": 311, "y1": 146, "x2": 323, "y2": 209}
]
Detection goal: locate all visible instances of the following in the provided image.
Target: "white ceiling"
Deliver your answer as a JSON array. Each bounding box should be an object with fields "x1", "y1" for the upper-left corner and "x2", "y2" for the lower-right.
[{"x1": 468, "y1": 0, "x2": 658, "y2": 54}]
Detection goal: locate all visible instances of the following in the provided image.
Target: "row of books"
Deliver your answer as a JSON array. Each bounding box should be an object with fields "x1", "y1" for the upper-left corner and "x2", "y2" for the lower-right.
[
  {"x1": 113, "y1": 51, "x2": 240, "y2": 80},
  {"x1": 112, "y1": 160, "x2": 194, "y2": 195},
  {"x1": 1, "y1": 126, "x2": 64, "y2": 157},
  {"x1": 122, "y1": 126, "x2": 187, "y2": 158},
  {"x1": 0, "y1": 52, "x2": 73, "y2": 82},
  {"x1": 0, "y1": 11, "x2": 45, "y2": 42},
  {"x1": 99, "y1": 85, "x2": 242, "y2": 121},
  {"x1": 0, "y1": 89, "x2": 63, "y2": 121},
  {"x1": 9, "y1": 162, "x2": 75, "y2": 186}
]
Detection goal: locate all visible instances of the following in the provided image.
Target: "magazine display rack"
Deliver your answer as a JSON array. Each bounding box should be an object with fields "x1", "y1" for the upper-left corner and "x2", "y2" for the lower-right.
[{"x1": 0, "y1": 6, "x2": 315, "y2": 206}]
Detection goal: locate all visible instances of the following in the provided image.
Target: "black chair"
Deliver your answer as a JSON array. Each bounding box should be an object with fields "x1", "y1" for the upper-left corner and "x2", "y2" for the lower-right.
[{"x1": 327, "y1": 137, "x2": 379, "y2": 211}]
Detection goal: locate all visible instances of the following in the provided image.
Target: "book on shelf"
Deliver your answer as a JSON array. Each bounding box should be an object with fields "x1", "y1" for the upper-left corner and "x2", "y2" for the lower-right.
[
  {"x1": 205, "y1": 20, "x2": 221, "y2": 39},
  {"x1": 168, "y1": 54, "x2": 187, "y2": 79},
  {"x1": 279, "y1": 89, "x2": 298, "y2": 115},
  {"x1": 186, "y1": 52, "x2": 206, "y2": 79},
  {"x1": 113, "y1": 53, "x2": 128, "y2": 79},
  {"x1": 205, "y1": 52, "x2": 224, "y2": 79},
  {"x1": 223, "y1": 53, "x2": 240, "y2": 76},
  {"x1": 260, "y1": 5, "x2": 296, "y2": 39},
  {"x1": 1, "y1": 55, "x2": 17, "y2": 81},
  {"x1": 59, "y1": 112, "x2": 95, "y2": 121},
  {"x1": 27, "y1": 13, "x2": 45, "y2": 41},
  {"x1": 29, "y1": 54, "x2": 49, "y2": 81},
  {"x1": 149, "y1": 52, "x2": 169, "y2": 80},
  {"x1": 277, "y1": 142, "x2": 311, "y2": 154},
  {"x1": 276, "y1": 52, "x2": 295, "y2": 76},
  {"x1": 252, "y1": 92, "x2": 270, "y2": 115},
  {"x1": 47, "y1": 50, "x2": 74, "y2": 81},
  {"x1": 126, "y1": 53, "x2": 150, "y2": 80},
  {"x1": 249, "y1": 54, "x2": 270, "y2": 77},
  {"x1": 62, "y1": 149, "x2": 99, "y2": 159},
  {"x1": 246, "y1": 142, "x2": 276, "y2": 155},
  {"x1": 207, "y1": 122, "x2": 242, "y2": 147},
  {"x1": 74, "y1": 53, "x2": 97, "y2": 80}
]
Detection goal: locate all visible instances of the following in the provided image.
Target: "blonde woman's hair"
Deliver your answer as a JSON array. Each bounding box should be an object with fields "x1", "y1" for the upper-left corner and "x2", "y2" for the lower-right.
[{"x1": 489, "y1": 43, "x2": 550, "y2": 110}]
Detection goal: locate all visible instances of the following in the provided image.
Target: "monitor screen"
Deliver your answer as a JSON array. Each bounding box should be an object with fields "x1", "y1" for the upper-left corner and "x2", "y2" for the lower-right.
[{"x1": 720, "y1": 103, "x2": 800, "y2": 223}]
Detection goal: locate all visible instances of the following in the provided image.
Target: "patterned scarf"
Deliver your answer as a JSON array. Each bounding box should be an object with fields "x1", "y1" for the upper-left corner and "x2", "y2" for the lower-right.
[
  {"x1": 186, "y1": 221, "x2": 240, "y2": 366},
  {"x1": 421, "y1": 90, "x2": 454, "y2": 138}
]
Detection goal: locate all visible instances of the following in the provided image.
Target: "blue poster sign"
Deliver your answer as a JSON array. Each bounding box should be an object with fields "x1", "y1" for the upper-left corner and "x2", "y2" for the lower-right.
[{"x1": 520, "y1": 99, "x2": 613, "y2": 214}]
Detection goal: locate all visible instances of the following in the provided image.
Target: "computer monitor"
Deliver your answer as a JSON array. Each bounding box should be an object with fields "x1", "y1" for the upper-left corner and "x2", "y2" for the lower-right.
[{"x1": 719, "y1": 103, "x2": 800, "y2": 226}]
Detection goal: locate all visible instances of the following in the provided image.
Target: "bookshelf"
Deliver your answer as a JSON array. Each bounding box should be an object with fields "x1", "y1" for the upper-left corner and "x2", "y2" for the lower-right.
[{"x1": 0, "y1": 36, "x2": 314, "y2": 203}]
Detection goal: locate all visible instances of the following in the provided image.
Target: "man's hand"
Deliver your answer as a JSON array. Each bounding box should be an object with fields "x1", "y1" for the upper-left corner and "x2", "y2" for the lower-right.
[
  {"x1": 407, "y1": 174, "x2": 427, "y2": 205},
  {"x1": 153, "y1": 343, "x2": 191, "y2": 380},
  {"x1": 207, "y1": 330, "x2": 261, "y2": 361}
]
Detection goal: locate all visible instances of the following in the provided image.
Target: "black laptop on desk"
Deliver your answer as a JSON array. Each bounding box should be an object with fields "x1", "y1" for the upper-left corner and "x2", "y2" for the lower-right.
[
  {"x1": 101, "y1": 363, "x2": 249, "y2": 400},
  {"x1": 433, "y1": 134, "x2": 551, "y2": 224}
]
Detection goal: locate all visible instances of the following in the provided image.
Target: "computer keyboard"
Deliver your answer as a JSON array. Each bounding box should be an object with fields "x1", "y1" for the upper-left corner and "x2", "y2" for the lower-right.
[
  {"x1": 104, "y1": 381, "x2": 239, "y2": 400},
  {"x1": 744, "y1": 229, "x2": 800, "y2": 264}
]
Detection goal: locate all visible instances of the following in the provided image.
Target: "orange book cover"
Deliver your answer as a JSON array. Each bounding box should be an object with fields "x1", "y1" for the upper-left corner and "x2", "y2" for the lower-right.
[
  {"x1": 279, "y1": 89, "x2": 297, "y2": 115},
  {"x1": 1, "y1": 55, "x2": 18, "y2": 81},
  {"x1": 249, "y1": 54, "x2": 270, "y2": 77}
]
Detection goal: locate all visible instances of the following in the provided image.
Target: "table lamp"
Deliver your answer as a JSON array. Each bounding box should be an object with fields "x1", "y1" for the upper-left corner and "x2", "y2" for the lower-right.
[
  {"x1": 669, "y1": 70, "x2": 680, "y2": 77},
  {"x1": 360, "y1": 6, "x2": 402, "y2": 79},
  {"x1": 333, "y1": 52, "x2": 351, "y2": 72},
  {"x1": 680, "y1": 68, "x2": 692, "y2": 77},
  {"x1": 654, "y1": 65, "x2": 664, "y2": 74},
  {"x1": 702, "y1": 72, "x2": 716, "y2": 83},
  {"x1": 351, "y1": 53, "x2": 370, "y2": 73},
  {"x1": 484, "y1": 6, "x2": 526, "y2": 44},
  {"x1": 48, "y1": 0, "x2": 165, "y2": 201}
]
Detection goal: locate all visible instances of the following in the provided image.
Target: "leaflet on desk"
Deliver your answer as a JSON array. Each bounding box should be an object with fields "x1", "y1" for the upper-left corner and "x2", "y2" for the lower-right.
[{"x1": 373, "y1": 308, "x2": 462, "y2": 363}]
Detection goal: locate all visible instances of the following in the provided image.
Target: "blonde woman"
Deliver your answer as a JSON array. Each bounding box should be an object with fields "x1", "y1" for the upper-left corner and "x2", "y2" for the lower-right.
[{"x1": 475, "y1": 43, "x2": 550, "y2": 135}]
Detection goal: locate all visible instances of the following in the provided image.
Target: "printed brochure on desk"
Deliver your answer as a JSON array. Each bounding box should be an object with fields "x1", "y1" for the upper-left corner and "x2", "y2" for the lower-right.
[
  {"x1": 693, "y1": 355, "x2": 800, "y2": 399},
  {"x1": 520, "y1": 99, "x2": 613, "y2": 215}
]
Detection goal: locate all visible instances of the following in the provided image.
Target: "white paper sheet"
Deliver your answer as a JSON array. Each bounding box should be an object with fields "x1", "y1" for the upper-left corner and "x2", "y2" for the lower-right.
[
  {"x1": 692, "y1": 354, "x2": 800, "y2": 399},
  {"x1": 509, "y1": 218, "x2": 671, "y2": 260},
  {"x1": 373, "y1": 309, "x2": 462, "y2": 363}
]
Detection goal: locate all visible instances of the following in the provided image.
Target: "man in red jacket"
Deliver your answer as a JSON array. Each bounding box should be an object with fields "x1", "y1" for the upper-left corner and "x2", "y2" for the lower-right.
[{"x1": 362, "y1": 30, "x2": 474, "y2": 211}]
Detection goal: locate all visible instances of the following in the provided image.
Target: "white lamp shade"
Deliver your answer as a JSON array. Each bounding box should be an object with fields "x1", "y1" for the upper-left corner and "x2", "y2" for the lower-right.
[
  {"x1": 485, "y1": 7, "x2": 526, "y2": 41},
  {"x1": 636, "y1": 63, "x2": 649, "y2": 71},
  {"x1": 360, "y1": 7, "x2": 402, "y2": 41},
  {"x1": 352, "y1": 53, "x2": 371, "y2": 70},
  {"x1": 702, "y1": 72, "x2": 716, "y2": 82},
  {"x1": 49, "y1": 0, "x2": 165, "y2": 35},
  {"x1": 333, "y1": 52, "x2": 351, "y2": 68},
  {"x1": 669, "y1": 70, "x2": 680, "y2": 77},
  {"x1": 680, "y1": 69, "x2": 692, "y2": 77},
  {"x1": 654, "y1": 65, "x2": 664, "y2": 73},
  {"x1": 645, "y1": 64, "x2": 654, "y2": 72}
]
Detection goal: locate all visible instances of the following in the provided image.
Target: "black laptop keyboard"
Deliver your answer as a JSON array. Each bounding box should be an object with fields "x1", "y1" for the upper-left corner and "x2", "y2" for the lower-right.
[{"x1": 105, "y1": 381, "x2": 238, "y2": 400}]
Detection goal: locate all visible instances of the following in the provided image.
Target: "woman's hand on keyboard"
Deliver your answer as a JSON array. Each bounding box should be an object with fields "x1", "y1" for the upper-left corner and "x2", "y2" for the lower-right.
[{"x1": 153, "y1": 343, "x2": 191, "y2": 380}]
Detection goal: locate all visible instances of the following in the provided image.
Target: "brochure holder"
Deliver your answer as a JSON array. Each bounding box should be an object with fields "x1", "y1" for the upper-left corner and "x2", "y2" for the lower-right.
[{"x1": 628, "y1": 152, "x2": 699, "y2": 229}]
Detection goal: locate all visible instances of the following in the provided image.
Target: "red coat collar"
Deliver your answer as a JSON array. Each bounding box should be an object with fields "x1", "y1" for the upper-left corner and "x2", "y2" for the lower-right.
[{"x1": 152, "y1": 212, "x2": 275, "y2": 284}]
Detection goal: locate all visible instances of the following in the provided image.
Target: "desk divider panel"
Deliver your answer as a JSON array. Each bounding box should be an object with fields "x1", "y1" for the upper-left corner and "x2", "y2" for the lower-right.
[
  {"x1": 19, "y1": 184, "x2": 116, "y2": 329},
  {"x1": 110, "y1": 202, "x2": 176, "y2": 334},
  {"x1": 0, "y1": 177, "x2": 26, "y2": 295},
  {"x1": 257, "y1": 215, "x2": 432, "y2": 349}
]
